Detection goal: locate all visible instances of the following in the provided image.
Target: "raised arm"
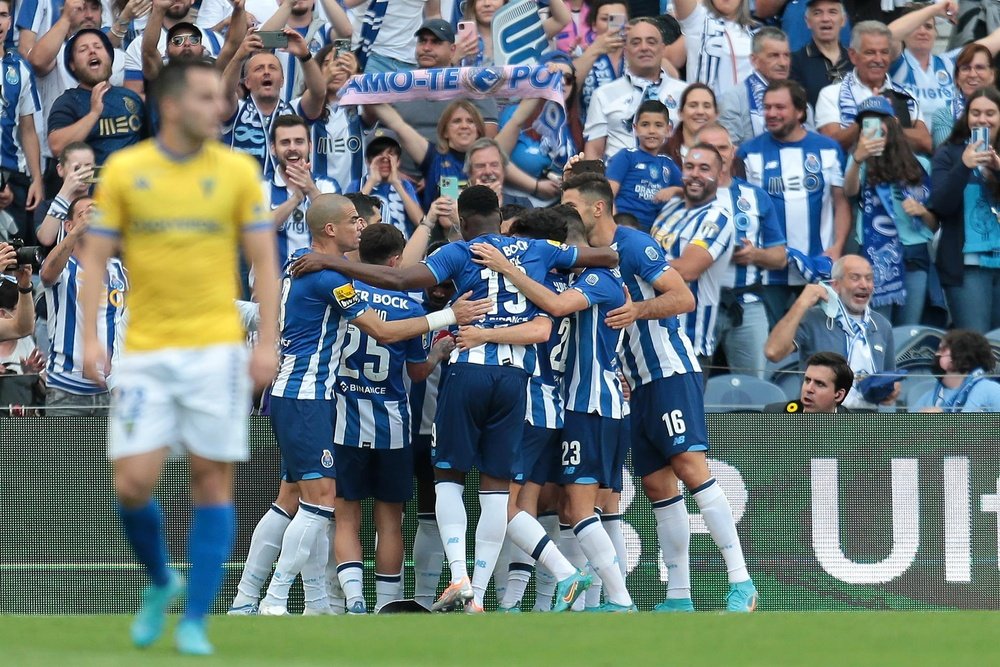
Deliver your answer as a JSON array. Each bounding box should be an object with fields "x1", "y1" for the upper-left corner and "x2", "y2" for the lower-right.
[
  {"x1": 319, "y1": 0, "x2": 354, "y2": 37},
  {"x1": 495, "y1": 97, "x2": 541, "y2": 156},
  {"x1": 284, "y1": 28, "x2": 327, "y2": 121},
  {"x1": 40, "y1": 218, "x2": 86, "y2": 287},
  {"x1": 370, "y1": 104, "x2": 431, "y2": 167},
  {"x1": 24, "y1": 1, "x2": 77, "y2": 76},
  {"x1": 260, "y1": 0, "x2": 293, "y2": 31},
  {"x1": 215, "y1": 0, "x2": 248, "y2": 74},
  {"x1": 542, "y1": 0, "x2": 572, "y2": 39},
  {"x1": 222, "y1": 31, "x2": 263, "y2": 122},
  {"x1": 290, "y1": 251, "x2": 440, "y2": 290},
  {"x1": 888, "y1": 1, "x2": 956, "y2": 59},
  {"x1": 672, "y1": 0, "x2": 698, "y2": 21},
  {"x1": 142, "y1": 0, "x2": 169, "y2": 82},
  {"x1": 764, "y1": 284, "x2": 826, "y2": 362}
]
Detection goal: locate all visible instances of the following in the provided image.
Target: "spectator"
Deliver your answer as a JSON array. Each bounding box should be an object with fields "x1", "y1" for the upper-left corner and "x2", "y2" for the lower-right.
[
  {"x1": 464, "y1": 138, "x2": 532, "y2": 209},
  {"x1": 573, "y1": 0, "x2": 627, "y2": 119},
  {"x1": 764, "y1": 351, "x2": 854, "y2": 413},
  {"x1": 815, "y1": 21, "x2": 931, "y2": 154},
  {"x1": 47, "y1": 29, "x2": 146, "y2": 166},
  {"x1": 930, "y1": 86, "x2": 1000, "y2": 333},
  {"x1": 931, "y1": 43, "x2": 996, "y2": 149},
  {"x1": 765, "y1": 254, "x2": 897, "y2": 409},
  {"x1": 35, "y1": 142, "x2": 95, "y2": 248},
  {"x1": 0, "y1": 270, "x2": 44, "y2": 412},
  {"x1": 756, "y1": 0, "x2": 851, "y2": 52},
  {"x1": 266, "y1": 114, "x2": 339, "y2": 266},
  {"x1": 458, "y1": 0, "x2": 570, "y2": 67},
  {"x1": 221, "y1": 29, "x2": 322, "y2": 175},
  {"x1": 606, "y1": 99, "x2": 682, "y2": 232},
  {"x1": 737, "y1": 80, "x2": 850, "y2": 322},
  {"x1": 359, "y1": 0, "x2": 440, "y2": 73},
  {"x1": 0, "y1": 242, "x2": 34, "y2": 342},
  {"x1": 39, "y1": 195, "x2": 127, "y2": 415},
  {"x1": 583, "y1": 17, "x2": 687, "y2": 161},
  {"x1": 394, "y1": 19, "x2": 499, "y2": 181},
  {"x1": 298, "y1": 44, "x2": 362, "y2": 193},
  {"x1": 913, "y1": 329, "x2": 1000, "y2": 412},
  {"x1": 789, "y1": 0, "x2": 852, "y2": 108},
  {"x1": 358, "y1": 132, "x2": 423, "y2": 239},
  {"x1": 842, "y1": 96, "x2": 936, "y2": 325},
  {"x1": 719, "y1": 27, "x2": 792, "y2": 146},
  {"x1": 674, "y1": 0, "x2": 757, "y2": 98},
  {"x1": 695, "y1": 122, "x2": 787, "y2": 379},
  {"x1": 554, "y1": 0, "x2": 595, "y2": 55},
  {"x1": 663, "y1": 83, "x2": 718, "y2": 166}
]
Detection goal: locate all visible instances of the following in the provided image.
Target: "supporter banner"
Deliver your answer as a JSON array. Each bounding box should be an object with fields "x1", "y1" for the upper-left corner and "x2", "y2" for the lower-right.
[
  {"x1": 3, "y1": 414, "x2": 998, "y2": 613},
  {"x1": 491, "y1": 0, "x2": 548, "y2": 66},
  {"x1": 338, "y1": 65, "x2": 564, "y2": 107}
]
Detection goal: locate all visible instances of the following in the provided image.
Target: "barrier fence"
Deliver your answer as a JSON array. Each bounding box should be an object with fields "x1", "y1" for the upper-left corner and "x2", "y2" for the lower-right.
[{"x1": 2, "y1": 414, "x2": 998, "y2": 613}]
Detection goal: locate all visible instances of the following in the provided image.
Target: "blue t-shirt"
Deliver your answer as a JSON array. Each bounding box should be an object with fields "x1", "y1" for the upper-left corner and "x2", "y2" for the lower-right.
[
  {"x1": 913, "y1": 378, "x2": 1000, "y2": 412},
  {"x1": 334, "y1": 282, "x2": 428, "y2": 450},
  {"x1": 607, "y1": 148, "x2": 683, "y2": 231},
  {"x1": 48, "y1": 86, "x2": 146, "y2": 165}
]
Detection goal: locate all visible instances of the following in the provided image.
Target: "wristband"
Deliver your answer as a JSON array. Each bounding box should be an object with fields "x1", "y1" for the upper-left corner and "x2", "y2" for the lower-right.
[
  {"x1": 419, "y1": 216, "x2": 435, "y2": 230},
  {"x1": 297, "y1": 52, "x2": 312, "y2": 63},
  {"x1": 18, "y1": 286, "x2": 33, "y2": 294},
  {"x1": 532, "y1": 180, "x2": 539, "y2": 196},
  {"x1": 424, "y1": 307, "x2": 456, "y2": 332}
]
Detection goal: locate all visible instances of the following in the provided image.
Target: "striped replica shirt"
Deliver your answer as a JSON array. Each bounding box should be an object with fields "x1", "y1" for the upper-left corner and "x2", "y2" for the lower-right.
[
  {"x1": 715, "y1": 177, "x2": 786, "y2": 302},
  {"x1": 0, "y1": 52, "x2": 40, "y2": 175},
  {"x1": 613, "y1": 225, "x2": 701, "y2": 388},
  {"x1": 263, "y1": 170, "x2": 339, "y2": 267},
  {"x1": 271, "y1": 249, "x2": 368, "y2": 400},
  {"x1": 651, "y1": 197, "x2": 735, "y2": 358},
  {"x1": 295, "y1": 97, "x2": 365, "y2": 194},
  {"x1": 526, "y1": 271, "x2": 570, "y2": 430}
]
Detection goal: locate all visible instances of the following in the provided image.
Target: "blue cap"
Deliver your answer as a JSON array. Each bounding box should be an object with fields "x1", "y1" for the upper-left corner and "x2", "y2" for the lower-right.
[
  {"x1": 857, "y1": 95, "x2": 896, "y2": 118},
  {"x1": 415, "y1": 18, "x2": 455, "y2": 43},
  {"x1": 64, "y1": 28, "x2": 114, "y2": 82},
  {"x1": 858, "y1": 371, "x2": 908, "y2": 404}
]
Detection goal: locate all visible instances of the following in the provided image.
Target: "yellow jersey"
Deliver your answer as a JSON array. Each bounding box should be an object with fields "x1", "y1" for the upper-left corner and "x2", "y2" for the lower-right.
[{"x1": 92, "y1": 139, "x2": 269, "y2": 352}]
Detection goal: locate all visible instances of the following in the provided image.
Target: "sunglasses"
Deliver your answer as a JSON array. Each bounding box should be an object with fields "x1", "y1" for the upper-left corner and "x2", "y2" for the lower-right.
[{"x1": 170, "y1": 33, "x2": 202, "y2": 47}]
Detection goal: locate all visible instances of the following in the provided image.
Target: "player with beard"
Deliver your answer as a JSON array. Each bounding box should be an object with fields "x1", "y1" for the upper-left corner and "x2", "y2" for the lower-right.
[
  {"x1": 650, "y1": 145, "x2": 735, "y2": 367},
  {"x1": 48, "y1": 28, "x2": 146, "y2": 166}
]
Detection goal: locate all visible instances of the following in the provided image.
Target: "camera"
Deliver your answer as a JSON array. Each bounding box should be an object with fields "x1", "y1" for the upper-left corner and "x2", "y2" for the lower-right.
[{"x1": 9, "y1": 238, "x2": 42, "y2": 270}]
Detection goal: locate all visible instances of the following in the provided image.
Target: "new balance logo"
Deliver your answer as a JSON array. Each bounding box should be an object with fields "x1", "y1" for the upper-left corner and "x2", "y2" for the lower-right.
[{"x1": 447, "y1": 537, "x2": 460, "y2": 545}]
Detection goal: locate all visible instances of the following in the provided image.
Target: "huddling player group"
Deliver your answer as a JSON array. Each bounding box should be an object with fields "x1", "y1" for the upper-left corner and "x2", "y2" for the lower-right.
[{"x1": 229, "y1": 170, "x2": 757, "y2": 615}]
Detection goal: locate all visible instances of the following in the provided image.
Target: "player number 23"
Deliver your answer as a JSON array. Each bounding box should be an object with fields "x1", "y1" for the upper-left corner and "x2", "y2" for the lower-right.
[
  {"x1": 661, "y1": 410, "x2": 686, "y2": 437},
  {"x1": 561, "y1": 440, "x2": 581, "y2": 466}
]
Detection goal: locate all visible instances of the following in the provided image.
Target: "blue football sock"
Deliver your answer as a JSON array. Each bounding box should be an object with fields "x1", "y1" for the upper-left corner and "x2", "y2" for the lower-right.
[
  {"x1": 185, "y1": 503, "x2": 236, "y2": 621},
  {"x1": 117, "y1": 500, "x2": 170, "y2": 588}
]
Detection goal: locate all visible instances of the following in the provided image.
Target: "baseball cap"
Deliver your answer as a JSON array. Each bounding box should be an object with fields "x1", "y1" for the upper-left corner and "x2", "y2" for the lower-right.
[
  {"x1": 166, "y1": 21, "x2": 205, "y2": 43},
  {"x1": 415, "y1": 18, "x2": 455, "y2": 43},
  {"x1": 857, "y1": 95, "x2": 896, "y2": 118},
  {"x1": 806, "y1": 0, "x2": 844, "y2": 6},
  {"x1": 366, "y1": 128, "x2": 402, "y2": 161},
  {"x1": 858, "y1": 371, "x2": 907, "y2": 404},
  {"x1": 63, "y1": 28, "x2": 114, "y2": 81}
]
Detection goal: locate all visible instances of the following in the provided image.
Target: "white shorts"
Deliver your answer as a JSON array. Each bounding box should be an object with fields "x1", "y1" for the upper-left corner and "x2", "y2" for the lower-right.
[{"x1": 108, "y1": 343, "x2": 252, "y2": 462}]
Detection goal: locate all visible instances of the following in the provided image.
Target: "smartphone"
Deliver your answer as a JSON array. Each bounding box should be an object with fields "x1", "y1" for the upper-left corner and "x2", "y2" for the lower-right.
[
  {"x1": 332, "y1": 38, "x2": 352, "y2": 57},
  {"x1": 81, "y1": 166, "x2": 102, "y2": 185},
  {"x1": 566, "y1": 159, "x2": 606, "y2": 178},
  {"x1": 607, "y1": 13, "x2": 626, "y2": 36},
  {"x1": 861, "y1": 116, "x2": 883, "y2": 140},
  {"x1": 439, "y1": 176, "x2": 460, "y2": 201},
  {"x1": 457, "y1": 20, "x2": 476, "y2": 41},
  {"x1": 257, "y1": 31, "x2": 288, "y2": 50},
  {"x1": 972, "y1": 126, "x2": 990, "y2": 150}
]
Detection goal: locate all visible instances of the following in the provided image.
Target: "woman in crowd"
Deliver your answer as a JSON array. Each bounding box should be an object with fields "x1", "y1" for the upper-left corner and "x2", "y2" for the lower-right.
[
  {"x1": 931, "y1": 43, "x2": 997, "y2": 149},
  {"x1": 573, "y1": 0, "x2": 628, "y2": 119},
  {"x1": 457, "y1": 0, "x2": 572, "y2": 66},
  {"x1": 913, "y1": 329, "x2": 1000, "y2": 411},
  {"x1": 674, "y1": 0, "x2": 756, "y2": 98},
  {"x1": 931, "y1": 86, "x2": 1000, "y2": 333},
  {"x1": 371, "y1": 100, "x2": 487, "y2": 209},
  {"x1": 663, "y1": 83, "x2": 717, "y2": 166},
  {"x1": 843, "y1": 96, "x2": 937, "y2": 325}
]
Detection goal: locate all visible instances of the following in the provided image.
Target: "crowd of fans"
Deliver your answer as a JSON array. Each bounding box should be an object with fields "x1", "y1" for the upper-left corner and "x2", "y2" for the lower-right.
[{"x1": 1, "y1": 0, "x2": 1000, "y2": 413}]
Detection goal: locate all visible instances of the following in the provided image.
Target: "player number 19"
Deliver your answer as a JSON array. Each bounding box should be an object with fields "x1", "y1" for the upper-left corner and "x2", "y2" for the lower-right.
[{"x1": 661, "y1": 410, "x2": 686, "y2": 437}]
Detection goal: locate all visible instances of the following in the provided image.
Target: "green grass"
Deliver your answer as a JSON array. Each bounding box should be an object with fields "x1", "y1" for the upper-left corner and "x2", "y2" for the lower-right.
[{"x1": 3, "y1": 612, "x2": 1000, "y2": 666}]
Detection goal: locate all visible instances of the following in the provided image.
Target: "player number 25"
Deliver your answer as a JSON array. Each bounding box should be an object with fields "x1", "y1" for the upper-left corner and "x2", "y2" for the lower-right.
[
  {"x1": 339, "y1": 326, "x2": 390, "y2": 382},
  {"x1": 661, "y1": 410, "x2": 686, "y2": 437}
]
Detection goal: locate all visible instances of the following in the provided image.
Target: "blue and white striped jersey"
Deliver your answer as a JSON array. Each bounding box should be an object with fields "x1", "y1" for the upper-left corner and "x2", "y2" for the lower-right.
[
  {"x1": 526, "y1": 271, "x2": 570, "y2": 430},
  {"x1": 406, "y1": 328, "x2": 452, "y2": 438},
  {"x1": 264, "y1": 171, "x2": 339, "y2": 266},
  {"x1": 737, "y1": 131, "x2": 844, "y2": 286},
  {"x1": 222, "y1": 96, "x2": 296, "y2": 177},
  {"x1": 296, "y1": 98, "x2": 365, "y2": 193},
  {"x1": 422, "y1": 234, "x2": 578, "y2": 374},
  {"x1": 370, "y1": 180, "x2": 419, "y2": 239},
  {"x1": 271, "y1": 249, "x2": 368, "y2": 400},
  {"x1": 563, "y1": 267, "x2": 627, "y2": 418},
  {"x1": 334, "y1": 282, "x2": 427, "y2": 450},
  {"x1": 45, "y1": 257, "x2": 127, "y2": 394},
  {"x1": 715, "y1": 178, "x2": 786, "y2": 302},
  {"x1": 651, "y1": 198, "x2": 735, "y2": 358},
  {"x1": 0, "y1": 52, "x2": 40, "y2": 175},
  {"x1": 613, "y1": 225, "x2": 701, "y2": 388}
]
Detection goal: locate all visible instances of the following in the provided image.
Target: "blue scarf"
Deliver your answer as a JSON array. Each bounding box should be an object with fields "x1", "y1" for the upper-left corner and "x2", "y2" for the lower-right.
[
  {"x1": 931, "y1": 368, "x2": 987, "y2": 411},
  {"x1": 952, "y1": 89, "x2": 966, "y2": 120},
  {"x1": 837, "y1": 70, "x2": 919, "y2": 126},
  {"x1": 786, "y1": 248, "x2": 832, "y2": 283},
  {"x1": 356, "y1": 0, "x2": 390, "y2": 70},
  {"x1": 531, "y1": 101, "x2": 575, "y2": 172},
  {"x1": 745, "y1": 70, "x2": 768, "y2": 136}
]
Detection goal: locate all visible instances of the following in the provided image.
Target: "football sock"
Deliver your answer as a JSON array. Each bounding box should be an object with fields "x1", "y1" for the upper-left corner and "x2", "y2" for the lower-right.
[
  {"x1": 185, "y1": 503, "x2": 236, "y2": 620},
  {"x1": 337, "y1": 561, "x2": 364, "y2": 607},
  {"x1": 375, "y1": 572, "x2": 403, "y2": 611},
  {"x1": 533, "y1": 514, "x2": 559, "y2": 610},
  {"x1": 507, "y1": 511, "x2": 576, "y2": 581},
  {"x1": 586, "y1": 573, "x2": 604, "y2": 607},
  {"x1": 325, "y1": 519, "x2": 346, "y2": 612},
  {"x1": 233, "y1": 504, "x2": 291, "y2": 605},
  {"x1": 653, "y1": 495, "x2": 691, "y2": 599},
  {"x1": 471, "y1": 491, "x2": 508, "y2": 607},
  {"x1": 264, "y1": 501, "x2": 333, "y2": 603},
  {"x1": 434, "y1": 482, "x2": 468, "y2": 583},
  {"x1": 602, "y1": 512, "x2": 629, "y2": 578},
  {"x1": 412, "y1": 514, "x2": 444, "y2": 609},
  {"x1": 117, "y1": 499, "x2": 170, "y2": 588},
  {"x1": 692, "y1": 479, "x2": 750, "y2": 583},
  {"x1": 558, "y1": 523, "x2": 587, "y2": 611},
  {"x1": 575, "y1": 515, "x2": 632, "y2": 607},
  {"x1": 301, "y1": 519, "x2": 330, "y2": 609},
  {"x1": 492, "y1": 537, "x2": 513, "y2": 604}
]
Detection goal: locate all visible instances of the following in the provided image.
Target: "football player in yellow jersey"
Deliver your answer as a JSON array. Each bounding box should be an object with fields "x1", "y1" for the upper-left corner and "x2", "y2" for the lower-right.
[{"x1": 79, "y1": 59, "x2": 280, "y2": 657}]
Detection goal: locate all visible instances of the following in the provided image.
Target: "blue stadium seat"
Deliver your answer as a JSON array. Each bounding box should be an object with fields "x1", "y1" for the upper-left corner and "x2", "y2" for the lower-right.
[
  {"x1": 765, "y1": 354, "x2": 801, "y2": 400},
  {"x1": 894, "y1": 326, "x2": 945, "y2": 374},
  {"x1": 704, "y1": 374, "x2": 788, "y2": 412}
]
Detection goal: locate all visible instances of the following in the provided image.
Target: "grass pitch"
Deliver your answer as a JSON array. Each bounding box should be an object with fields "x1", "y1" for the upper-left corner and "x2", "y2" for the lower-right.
[{"x1": 3, "y1": 612, "x2": 999, "y2": 666}]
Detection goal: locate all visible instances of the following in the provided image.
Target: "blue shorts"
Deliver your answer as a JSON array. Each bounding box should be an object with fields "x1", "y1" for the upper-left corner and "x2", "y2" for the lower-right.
[
  {"x1": 270, "y1": 396, "x2": 336, "y2": 482},
  {"x1": 433, "y1": 363, "x2": 528, "y2": 479},
  {"x1": 629, "y1": 373, "x2": 709, "y2": 478},
  {"x1": 412, "y1": 433, "x2": 434, "y2": 486},
  {"x1": 606, "y1": 413, "x2": 631, "y2": 492},
  {"x1": 334, "y1": 444, "x2": 414, "y2": 503},
  {"x1": 558, "y1": 410, "x2": 621, "y2": 486},
  {"x1": 513, "y1": 423, "x2": 560, "y2": 485}
]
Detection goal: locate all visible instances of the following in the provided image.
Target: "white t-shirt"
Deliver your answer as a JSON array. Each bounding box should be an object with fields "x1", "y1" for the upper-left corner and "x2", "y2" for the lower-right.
[
  {"x1": 679, "y1": 3, "x2": 754, "y2": 99},
  {"x1": 815, "y1": 73, "x2": 925, "y2": 129}
]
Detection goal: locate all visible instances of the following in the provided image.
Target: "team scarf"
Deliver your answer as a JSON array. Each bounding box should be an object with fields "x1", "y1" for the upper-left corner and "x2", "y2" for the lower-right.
[
  {"x1": 786, "y1": 247, "x2": 832, "y2": 283},
  {"x1": 952, "y1": 88, "x2": 966, "y2": 120},
  {"x1": 356, "y1": 0, "x2": 390, "y2": 71},
  {"x1": 834, "y1": 299, "x2": 878, "y2": 408},
  {"x1": 837, "y1": 70, "x2": 919, "y2": 126},
  {"x1": 745, "y1": 70, "x2": 768, "y2": 137},
  {"x1": 896, "y1": 49, "x2": 953, "y2": 95},
  {"x1": 860, "y1": 183, "x2": 907, "y2": 308},
  {"x1": 931, "y1": 368, "x2": 988, "y2": 411}
]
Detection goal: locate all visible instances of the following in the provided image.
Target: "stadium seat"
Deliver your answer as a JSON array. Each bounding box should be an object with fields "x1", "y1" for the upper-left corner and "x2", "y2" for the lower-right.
[
  {"x1": 704, "y1": 374, "x2": 787, "y2": 412},
  {"x1": 765, "y1": 354, "x2": 801, "y2": 400},
  {"x1": 894, "y1": 326, "x2": 945, "y2": 374}
]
